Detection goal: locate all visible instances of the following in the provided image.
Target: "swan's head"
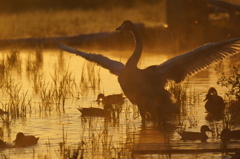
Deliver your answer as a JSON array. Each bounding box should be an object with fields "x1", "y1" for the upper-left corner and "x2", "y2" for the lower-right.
[{"x1": 116, "y1": 20, "x2": 135, "y2": 31}]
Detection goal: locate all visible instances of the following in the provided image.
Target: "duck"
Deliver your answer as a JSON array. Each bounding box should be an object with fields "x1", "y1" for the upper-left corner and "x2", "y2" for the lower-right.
[
  {"x1": 55, "y1": 20, "x2": 240, "y2": 122},
  {"x1": 204, "y1": 87, "x2": 225, "y2": 114},
  {"x1": 220, "y1": 128, "x2": 240, "y2": 141},
  {"x1": 96, "y1": 93, "x2": 125, "y2": 105},
  {"x1": 178, "y1": 125, "x2": 213, "y2": 141},
  {"x1": 77, "y1": 107, "x2": 108, "y2": 117},
  {"x1": 13, "y1": 132, "x2": 39, "y2": 147}
]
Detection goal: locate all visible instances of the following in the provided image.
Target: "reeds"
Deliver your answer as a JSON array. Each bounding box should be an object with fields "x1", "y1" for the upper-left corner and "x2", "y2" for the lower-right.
[
  {"x1": 168, "y1": 81, "x2": 201, "y2": 128},
  {"x1": 79, "y1": 62, "x2": 101, "y2": 97},
  {"x1": 35, "y1": 67, "x2": 76, "y2": 115}
]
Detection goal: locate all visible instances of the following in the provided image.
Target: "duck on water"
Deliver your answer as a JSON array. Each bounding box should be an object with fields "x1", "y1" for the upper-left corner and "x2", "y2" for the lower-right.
[
  {"x1": 178, "y1": 125, "x2": 213, "y2": 141},
  {"x1": 96, "y1": 93, "x2": 125, "y2": 105},
  {"x1": 13, "y1": 132, "x2": 39, "y2": 147},
  {"x1": 204, "y1": 87, "x2": 225, "y2": 114},
  {"x1": 55, "y1": 20, "x2": 240, "y2": 123}
]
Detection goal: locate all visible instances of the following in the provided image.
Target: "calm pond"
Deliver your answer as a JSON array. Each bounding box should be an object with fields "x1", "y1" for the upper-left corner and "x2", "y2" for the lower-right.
[{"x1": 0, "y1": 48, "x2": 238, "y2": 159}]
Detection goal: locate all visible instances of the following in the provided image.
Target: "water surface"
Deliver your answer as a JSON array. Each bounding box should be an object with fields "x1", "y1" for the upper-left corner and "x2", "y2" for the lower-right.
[{"x1": 0, "y1": 49, "x2": 238, "y2": 159}]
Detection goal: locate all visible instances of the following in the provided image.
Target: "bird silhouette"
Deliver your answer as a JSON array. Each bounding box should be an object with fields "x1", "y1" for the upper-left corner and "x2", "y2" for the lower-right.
[
  {"x1": 55, "y1": 20, "x2": 240, "y2": 122},
  {"x1": 77, "y1": 107, "x2": 108, "y2": 117},
  {"x1": 221, "y1": 128, "x2": 240, "y2": 141},
  {"x1": 96, "y1": 93, "x2": 125, "y2": 105},
  {"x1": 13, "y1": 132, "x2": 39, "y2": 147},
  {"x1": 204, "y1": 87, "x2": 225, "y2": 114},
  {"x1": 178, "y1": 125, "x2": 213, "y2": 141}
]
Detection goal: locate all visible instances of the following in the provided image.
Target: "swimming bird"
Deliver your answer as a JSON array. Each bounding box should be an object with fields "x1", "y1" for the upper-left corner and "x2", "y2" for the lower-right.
[
  {"x1": 204, "y1": 87, "x2": 225, "y2": 114},
  {"x1": 13, "y1": 132, "x2": 39, "y2": 147},
  {"x1": 221, "y1": 128, "x2": 240, "y2": 141},
  {"x1": 178, "y1": 125, "x2": 213, "y2": 141},
  {"x1": 55, "y1": 20, "x2": 240, "y2": 122},
  {"x1": 77, "y1": 107, "x2": 107, "y2": 117},
  {"x1": 96, "y1": 93, "x2": 125, "y2": 105}
]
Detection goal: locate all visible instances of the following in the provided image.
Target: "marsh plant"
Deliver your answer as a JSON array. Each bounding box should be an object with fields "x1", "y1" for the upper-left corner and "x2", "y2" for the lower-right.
[
  {"x1": 79, "y1": 62, "x2": 101, "y2": 97},
  {"x1": 3, "y1": 78, "x2": 32, "y2": 119},
  {"x1": 168, "y1": 82, "x2": 188, "y2": 115},
  {"x1": 168, "y1": 82, "x2": 200, "y2": 127},
  {"x1": 217, "y1": 64, "x2": 240, "y2": 101},
  {"x1": 37, "y1": 67, "x2": 76, "y2": 115},
  {"x1": 217, "y1": 64, "x2": 240, "y2": 125}
]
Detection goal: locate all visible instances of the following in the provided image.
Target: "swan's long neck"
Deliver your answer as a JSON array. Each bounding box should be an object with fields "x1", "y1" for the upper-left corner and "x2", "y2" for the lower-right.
[{"x1": 126, "y1": 28, "x2": 142, "y2": 68}]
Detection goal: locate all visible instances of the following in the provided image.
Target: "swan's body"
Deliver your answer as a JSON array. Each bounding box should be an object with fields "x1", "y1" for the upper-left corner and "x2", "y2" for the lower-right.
[
  {"x1": 55, "y1": 20, "x2": 240, "y2": 122},
  {"x1": 204, "y1": 87, "x2": 225, "y2": 114},
  {"x1": 178, "y1": 125, "x2": 213, "y2": 141}
]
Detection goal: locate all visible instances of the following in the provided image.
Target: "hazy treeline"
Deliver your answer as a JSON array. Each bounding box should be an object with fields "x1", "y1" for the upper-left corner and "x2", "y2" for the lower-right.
[{"x1": 0, "y1": 0, "x2": 160, "y2": 12}]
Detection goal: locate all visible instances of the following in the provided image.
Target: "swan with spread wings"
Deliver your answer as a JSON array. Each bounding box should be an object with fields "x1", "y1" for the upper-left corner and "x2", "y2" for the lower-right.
[{"x1": 55, "y1": 20, "x2": 240, "y2": 122}]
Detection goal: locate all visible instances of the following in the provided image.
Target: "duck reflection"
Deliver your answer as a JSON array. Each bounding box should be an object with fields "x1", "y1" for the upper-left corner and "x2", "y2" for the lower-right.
[{"x1": 205, "y1": 113, "x2": 224, "y2": 121}]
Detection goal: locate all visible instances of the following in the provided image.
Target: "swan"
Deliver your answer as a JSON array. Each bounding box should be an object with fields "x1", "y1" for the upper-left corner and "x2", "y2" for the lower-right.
[
  {"x1": 55, "y1": 20, "x2": 240, "y2": 122},
  {"x1": 204, "y1": 87, "x2": 225, "y2": 114}
]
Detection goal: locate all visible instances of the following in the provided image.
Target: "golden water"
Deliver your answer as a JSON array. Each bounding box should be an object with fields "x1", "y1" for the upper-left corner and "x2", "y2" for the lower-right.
[{"x1": 0, "y1": 49, "x2": 238, "y2": 159}]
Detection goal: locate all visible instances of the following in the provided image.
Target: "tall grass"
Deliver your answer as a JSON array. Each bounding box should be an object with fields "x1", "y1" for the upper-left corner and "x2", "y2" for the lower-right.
[
  {"x1": 78, "y1": 62, "x2": 101, "y2": 97},
  {"x1": 168, "y1": 81, "x2": 201, "y2": 127},
  {"x1": 35, "y1": 67, "x2": 76, "y2": 115}
]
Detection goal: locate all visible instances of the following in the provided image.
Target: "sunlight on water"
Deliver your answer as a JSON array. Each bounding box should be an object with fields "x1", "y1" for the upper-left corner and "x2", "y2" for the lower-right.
[{"x1": 0, "y1": 49, "x2": 238, "y2": 158}]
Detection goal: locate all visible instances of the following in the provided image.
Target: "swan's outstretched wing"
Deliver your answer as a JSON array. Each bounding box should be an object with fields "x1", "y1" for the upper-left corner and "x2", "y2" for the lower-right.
[
  {"x1": 157, "y1": 38, "x2": 240, "y2": 83},
  {"x1": 55, "y1": 40, "x2": 125, "y2": 76}
]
